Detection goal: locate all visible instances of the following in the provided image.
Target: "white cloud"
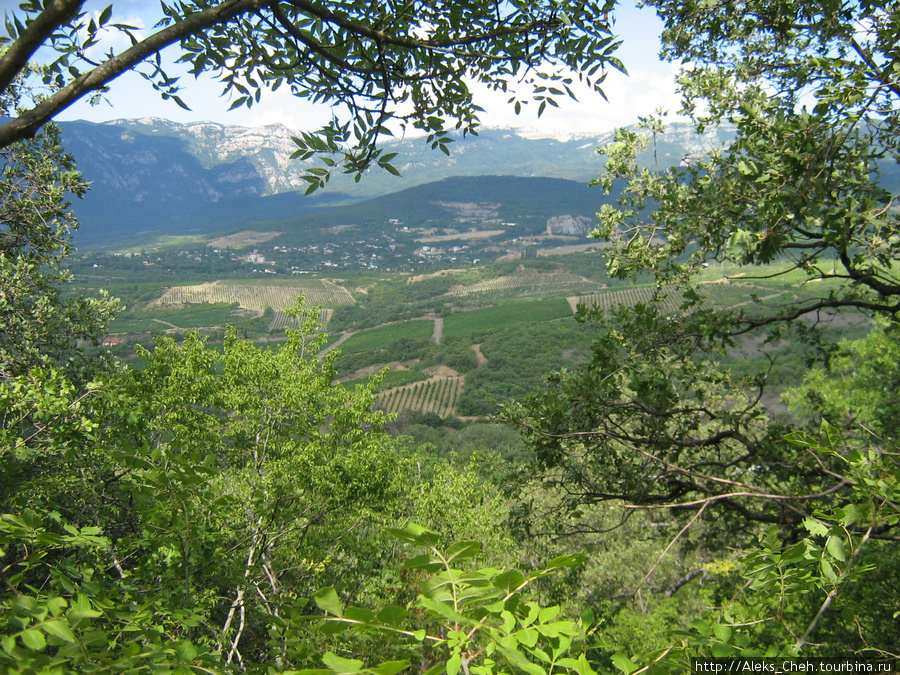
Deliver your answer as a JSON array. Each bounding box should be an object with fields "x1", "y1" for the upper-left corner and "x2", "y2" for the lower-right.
[{"x1": 469, "y1": 66, "x2": 682, "y2": 139}]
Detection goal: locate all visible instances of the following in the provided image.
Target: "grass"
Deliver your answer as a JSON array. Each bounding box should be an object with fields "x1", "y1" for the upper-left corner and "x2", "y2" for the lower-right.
[
  {"x1": 338, "y1": 319, "x2": 436, "y2": 355},
  {"x1": 442, "y1": 298, "x2": 573, "y2": 340},
  {"x1": 109, "y1": 303, "x2": 257, "y2": 333}
]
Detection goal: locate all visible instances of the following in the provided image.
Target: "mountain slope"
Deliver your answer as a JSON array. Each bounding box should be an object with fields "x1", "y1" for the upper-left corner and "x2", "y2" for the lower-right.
[{"x1": 58, "y1": 118, "x2": 735, "y2": 247}]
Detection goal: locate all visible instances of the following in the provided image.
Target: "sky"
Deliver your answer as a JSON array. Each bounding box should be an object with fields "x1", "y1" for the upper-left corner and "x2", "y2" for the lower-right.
[{"x1": 2, "y1": 1, "x2": 681, "y2": 138}]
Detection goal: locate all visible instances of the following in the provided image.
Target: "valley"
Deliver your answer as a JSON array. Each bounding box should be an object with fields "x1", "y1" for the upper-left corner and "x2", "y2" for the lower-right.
[
  {"x1": 72, "y1": 246, "x2": 851, "y2": 423},
  {"x1": 4, "y1": 0, "x2": 899, "y2": 666},
  {"x1": 59, "y1": 120, "x2": 869, "y2": 426}
]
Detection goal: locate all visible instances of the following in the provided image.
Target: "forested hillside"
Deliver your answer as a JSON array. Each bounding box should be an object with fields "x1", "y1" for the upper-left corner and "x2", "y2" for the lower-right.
[{"x1": 1, "y1": 0, "x2": 899, "y2": 673}]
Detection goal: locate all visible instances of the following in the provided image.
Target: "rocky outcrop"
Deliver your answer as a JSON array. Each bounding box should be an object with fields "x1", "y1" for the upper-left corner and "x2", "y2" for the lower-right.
[
  {"x1": 107, "y1": 118, "x2": 312, "y2": 195},
  {"x1": 546, "y1": 215, "x2": 593, "y2": 236}
]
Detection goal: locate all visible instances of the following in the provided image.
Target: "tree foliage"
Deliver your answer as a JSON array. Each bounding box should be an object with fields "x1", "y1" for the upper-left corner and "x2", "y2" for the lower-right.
[
  {"x1": 595, "y1": 0, "x2": 900, "y2": 332},
  {"x1": 0, "y1": 118, "x2": 117, "y2": 382},
  {"x1": 0, "y1": 0, "x2": 622, "y2": 186},
  {"x1": 505, "y1": 0, "x2": 900, "y2": 527},
  {"x1": 502, "y1": 0, "x2": 900, "y2": 658},
  {"x1": 297, "y1": 523, "x2": 598, "y2": 675}
]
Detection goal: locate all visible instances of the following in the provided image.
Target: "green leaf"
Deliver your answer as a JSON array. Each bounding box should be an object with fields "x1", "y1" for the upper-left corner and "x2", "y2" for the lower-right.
[
  {"x1": 445, "y1": 540, "x2": 482, "y2": 564},
  {"x1": 538, "y1": 606, "x2": 560, "y2": 623},
  {"x1": 375, "y1": 605, "x2": 407, "y2": 626},
  {"x1": 322, "y1": 651, "x2": 365, "y2": 673},
  {"x1": 314, "y1": 588, "x2": 344, "y2": 617},
  {"x1": 11, "y1": 596, "x2": 37, "y2": 615},
  {"x1": 174, "y1": 640, "x2": 199, "y2": 661},
  {"x1": 802, "y1": 517, "x2": 829, "y2": 538},
  {"x1": 610, "y1": 653, "x2": 639, "y2": 675},
  {"x1": 501, "y1": 609, "x2": 516, "y2": 634},
  {"x1": 418, "y1": 596, "x2": 476, "y2": 626},
  {"x1": 562, "y1": 655, "x2": 597, "y2": 675},
  {"x1": 826, "y1": 535, "x2": 847, "y2": 562},
  {"x1": 580, "y1": 608, "x2": 595, "y2": 626},
  {"x1": 494, "y1": 643, "x2": 546, "y2": 675},
  {"x1": 404, "y1": 554, "x2": 444, "y2": 572},
  {"x1": 493, "y1": 570, "x2": 526, "y2": 594},
  {"x1": 447, "y1": 652, "x2": 462, "y2": 675},
  {"x1": 41, "y1": 619, "x2": 76, "y2": 643},
  {"x1": 712, "y1": 623, "x2": 732, "y2": 643},
  {"x1": 21, "y1": 628, "x2": 46, "y2": 651},
  {"x1": 835, "y1": 504, "x2": 862, "y2": 527},
  {"x1": 518, "y1": 628, "x2": 539, "y2": 647},
  {"x1": 544, "y1": 553, "x2": 586, "y2": 570},
  {"x1": 386, "y1": 523, "x2": 441, "y2": 547},
  {"x1": 820, "y1": 559, "x2": 838, "y2": 584},
  {"x1": 317, "y1": 619, "x2": 351, "y2": 635},
  {"x1": 711, "y1": 641, "x2": 734, "y2": 658},
  {"x1": 370, "y1": 661, "x2": 409, "y2": 675},
  {"x1": 344, "y1": 606, "x2": 374, "y2": 623}
]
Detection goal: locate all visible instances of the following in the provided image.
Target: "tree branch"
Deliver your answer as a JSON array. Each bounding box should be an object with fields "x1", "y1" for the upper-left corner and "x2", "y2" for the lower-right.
[
  {"x1": 284, "y1": 0, "x2": 557, "y2": 52},
  {"x1": 0, "y1": 0, "x2": 267, "y2": 149},
  {"x1": 0, "y1": 0, "x2": 84, "y2": 94}
]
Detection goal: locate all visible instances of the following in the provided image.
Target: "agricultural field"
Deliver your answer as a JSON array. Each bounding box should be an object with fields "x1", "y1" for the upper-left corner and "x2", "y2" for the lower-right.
[
  {"x1": 443, "y1": 270, "x2": 601, "y2": 299},
  {"x1": 442, "y1": 298, "x2": 573, "y2": 340},
  {"x1": 336, "y1": 319, "x2": 437, "y2": 356},
  {"x1": 376, "y1": 374, "x2": 465, "y2": 418},
  {"x1": 108, "y1": 303, "x2": 260, "y2": 334},
  {"x1": 153, "y1": 279, "x2": 355, "y2": 308},
  {"x1": 571, "y1": 280, "x2": 796, "y2": 315},
  {"x1": 150, "y1": 279, "x2": 355, "y2": 330}
]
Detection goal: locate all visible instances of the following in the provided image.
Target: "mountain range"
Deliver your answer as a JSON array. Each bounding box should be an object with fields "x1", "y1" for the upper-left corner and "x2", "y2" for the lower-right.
[{"x1": 58, "y1": 117, "x2": 735, "y2": 247}]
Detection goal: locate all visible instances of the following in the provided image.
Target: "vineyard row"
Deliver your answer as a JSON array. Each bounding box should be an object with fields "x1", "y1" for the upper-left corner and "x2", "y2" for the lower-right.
[
  {"x1": 376, "y1": 376, "x2": 464, "y2": 418},
  {"x1": 574, "y1": 283, "x2": 791, "y2": 314}
]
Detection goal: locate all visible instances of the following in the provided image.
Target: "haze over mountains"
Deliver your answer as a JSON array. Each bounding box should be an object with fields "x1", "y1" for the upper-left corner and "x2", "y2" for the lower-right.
[{"x1": 59, "y1": 117, "x2": 734, "y2": 247}]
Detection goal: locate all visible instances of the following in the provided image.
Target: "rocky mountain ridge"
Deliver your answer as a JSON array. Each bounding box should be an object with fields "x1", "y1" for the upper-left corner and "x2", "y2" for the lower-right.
[{"x1": 57, "y1": 117, "x2": 736, "y2": 246}]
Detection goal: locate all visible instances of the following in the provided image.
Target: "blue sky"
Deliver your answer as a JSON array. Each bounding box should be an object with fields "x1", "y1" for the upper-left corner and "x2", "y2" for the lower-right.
[{"x1": 2, "y1": 1, "x2": 679, "y2": 137}]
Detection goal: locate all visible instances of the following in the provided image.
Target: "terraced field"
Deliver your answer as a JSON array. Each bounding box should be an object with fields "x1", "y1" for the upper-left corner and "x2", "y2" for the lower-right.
[
  {"x1": 151, "y1": 279, "x2": 355, "y2": 329},
  {"x1": 154, "y1": 279, "x2": 354, "y2": 307},
  {"x1": 444, "y1": 271, "x2": 601, "y2": 298}
]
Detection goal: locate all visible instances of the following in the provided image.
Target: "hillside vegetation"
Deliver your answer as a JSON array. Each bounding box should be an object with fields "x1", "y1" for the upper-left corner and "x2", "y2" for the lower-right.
[
  {"x1": 4, "y1": 0, "x2": 900, "y2": 668},
  {"x1": 84, "y1": 256, "x2": 857, "y2": 421}
]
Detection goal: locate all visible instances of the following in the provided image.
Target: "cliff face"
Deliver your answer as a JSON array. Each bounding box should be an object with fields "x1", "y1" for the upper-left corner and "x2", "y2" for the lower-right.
[
  {"x1": 546, "y1": 215, "x2": 593, "y2": 236},
  {"x1": 63, "y1": 120, "x2": 268, "y2": 204},
  {"x1": 104, "y1": 118, "x2": 314, "y2": 195}
]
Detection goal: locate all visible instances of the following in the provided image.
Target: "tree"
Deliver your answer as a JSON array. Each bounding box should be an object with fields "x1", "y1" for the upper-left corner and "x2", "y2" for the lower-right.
[
  {"x1": 504, "y1": 0, "x2": 900, "y2": 532},
  {"x1": 594, "y1": 0, "x2": 900, "y2": 333},
  {"x1": 0, "y1": 114, "x2": 117, "y2": 383},
  {"x1": 292, "y1": 523, "x2": 598, "y2": 675},
  {"x1": 0, "y1": 300, "x2": 416, "y2": 669},
  {"x1": 501, "y1": 0, "x2": 900, "y2": 655},
  {"x1": 0, "y1": 0, "x2": 622, "y2": 187}
]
